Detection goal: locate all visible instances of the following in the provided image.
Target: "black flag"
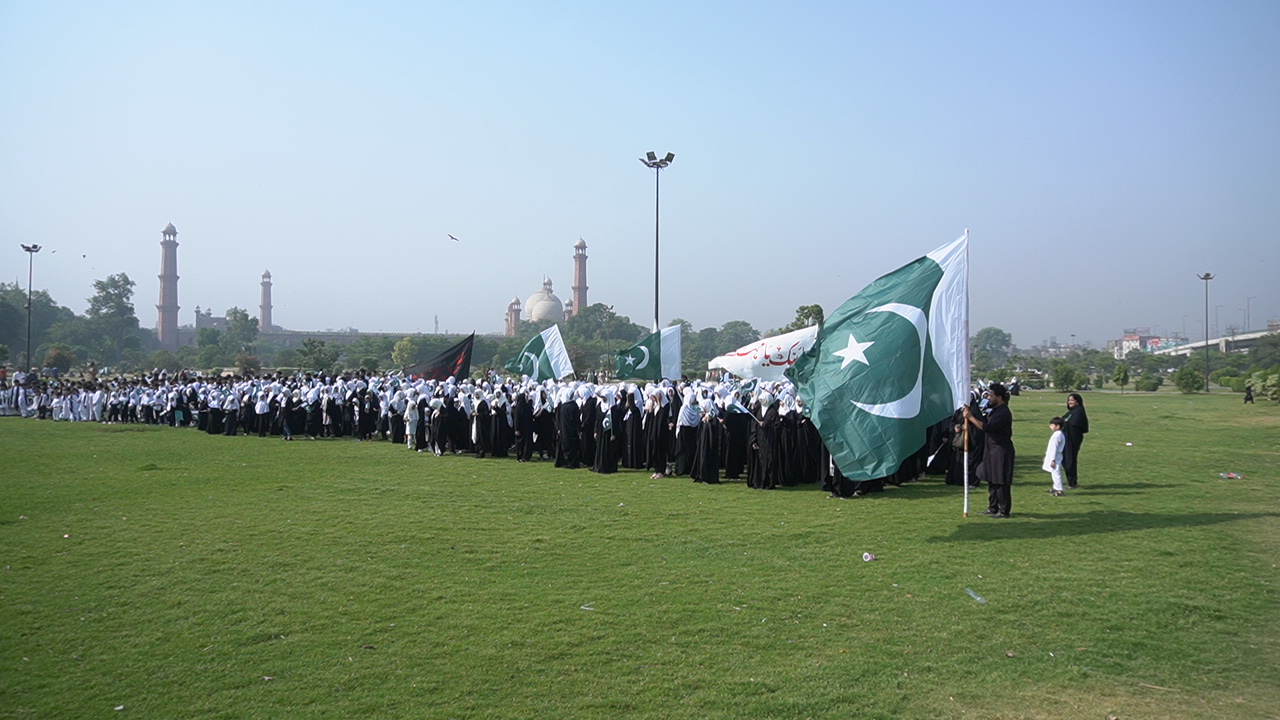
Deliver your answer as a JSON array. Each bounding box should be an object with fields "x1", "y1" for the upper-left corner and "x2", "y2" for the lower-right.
[{"x1": 404, "y1": 333, "x2": 474, "y2": 381}]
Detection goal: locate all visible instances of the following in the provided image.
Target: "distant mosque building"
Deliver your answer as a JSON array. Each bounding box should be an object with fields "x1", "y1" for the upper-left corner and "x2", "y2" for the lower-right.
[
  {"x1": 155, "y1": 223, "x2": 591, "y2": 348},
  {"x1": 504, "y1": 238, "x2": 589, "y2": 336}
]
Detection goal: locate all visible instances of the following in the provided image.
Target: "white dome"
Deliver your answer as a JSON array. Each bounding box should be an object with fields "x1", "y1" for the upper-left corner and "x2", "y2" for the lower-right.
[{"x1": 524, "y1": 277, "x2": 564, "y2": 323}]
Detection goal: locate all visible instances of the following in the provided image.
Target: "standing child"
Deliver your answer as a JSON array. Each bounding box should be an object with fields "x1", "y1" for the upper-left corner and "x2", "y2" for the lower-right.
[{"x1": 1044, "y1": 417, "x2": 1066, "y2": 496}]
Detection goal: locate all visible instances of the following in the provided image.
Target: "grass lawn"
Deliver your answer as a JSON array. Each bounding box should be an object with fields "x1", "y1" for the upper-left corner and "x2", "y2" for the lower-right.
[{"x1": 2, "y1": 389, "x2": 1278, "y2": 719}]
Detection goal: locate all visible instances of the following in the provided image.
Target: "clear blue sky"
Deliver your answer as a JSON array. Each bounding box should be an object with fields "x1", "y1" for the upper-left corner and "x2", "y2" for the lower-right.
[{"x1": 3, "y1": 1, "x2": 1277, "y2": 347}]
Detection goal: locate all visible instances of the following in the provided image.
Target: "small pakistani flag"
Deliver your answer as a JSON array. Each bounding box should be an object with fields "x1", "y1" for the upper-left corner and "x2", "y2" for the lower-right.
[
  {"x1": 786, "y1": 233, "x2": 969, "y2": 480},
  {"x1": 615, "y1": 325, "x2": 682, "y2": 381},
  {"x1": 505, "y1": 325, "x2": 575, "y2": 381}
]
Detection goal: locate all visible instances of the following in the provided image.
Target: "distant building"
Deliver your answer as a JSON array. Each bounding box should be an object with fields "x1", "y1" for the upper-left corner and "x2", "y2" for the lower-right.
[{"x1": 504, "y1": 239, "x2": 591, "y2": 336}]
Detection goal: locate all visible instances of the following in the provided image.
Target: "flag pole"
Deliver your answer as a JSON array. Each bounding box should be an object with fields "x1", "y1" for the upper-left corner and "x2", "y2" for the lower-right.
[
  {"x1": 963, "y1": 419, "x2": 970, "y2": 517},
  {"x1": 962, "y1": 228, "x2": 971, "y2": 518}
]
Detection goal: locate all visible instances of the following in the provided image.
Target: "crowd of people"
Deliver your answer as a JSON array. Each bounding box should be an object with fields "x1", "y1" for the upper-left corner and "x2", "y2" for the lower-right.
[{"x1": 2, "y1": 366, "x2": 1088, "y2": 510}]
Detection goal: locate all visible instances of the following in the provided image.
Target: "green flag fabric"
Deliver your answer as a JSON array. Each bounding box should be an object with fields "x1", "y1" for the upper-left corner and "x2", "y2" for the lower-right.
[
  {"x1": 615, "y1": 325, "x2": 681, "y2": 380},
  {"x1": 786, "y1": 233, "x2": 969, "y2": 480},
  {"x1": 505, "y1": 325, "x2": 575, "y2": 381}
]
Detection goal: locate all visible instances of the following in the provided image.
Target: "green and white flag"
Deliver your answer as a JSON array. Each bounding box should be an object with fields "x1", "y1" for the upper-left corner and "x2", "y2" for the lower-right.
[
  {"x1": 786, "y1": 233, "x2": 969, "y2": 480},
  {"x1": 505, "y1": 325, "x2": 575, "y2": 381},
  {"x1": 615, "y1": 325, "x2": 681, "y2": 381}
]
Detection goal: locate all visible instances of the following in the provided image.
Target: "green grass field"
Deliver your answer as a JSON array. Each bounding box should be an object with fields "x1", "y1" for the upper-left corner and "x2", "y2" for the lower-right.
[{"x1": 2, "y1": 390, "x2": 1278, "y2": 719}]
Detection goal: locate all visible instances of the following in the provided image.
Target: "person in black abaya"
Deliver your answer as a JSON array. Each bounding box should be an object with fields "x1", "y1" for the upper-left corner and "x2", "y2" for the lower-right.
[
  {"x1": 748, "y1": 391, "x2": 782, "y2": 489},
  {"x1": 591, "y1": 390, "x2": 623, "y2": 474},
  {"x1": 513, "y1": 391, "x2": 535, "y2": 461},
  {"x1": 490, "y1": 392, "x2": 511, "y2": 458},
  {"x1": 533, "y1": 390, "x2": 556, "y2": 460},
  {"x1": 555, "y1": 390, "x2": 582, "y2": 468},
  {"x1": 620, "y1": 389, "x2": 646, "y2": 469},
  {"x1": 645, "y1": 389, "x2": 672, "y2": 478},
  {"x1": 672, "y1": 389, "x2": 700, "y2": 477},
  {"x1": 690, "y1": 397, "x2": 721, "y2": 484},
  {"x1": 720, "y1": 395, "x2": 750, "y2": 480},
  {"x1": 1061, "y1": 393, "x2": 1088, "y2": 489},
  {"x1": 579, "y1": 390, "x2": 598, "y2": 468},
  {"x1": 965, "y1": 382, "x2": 1015, "y2": 517}
]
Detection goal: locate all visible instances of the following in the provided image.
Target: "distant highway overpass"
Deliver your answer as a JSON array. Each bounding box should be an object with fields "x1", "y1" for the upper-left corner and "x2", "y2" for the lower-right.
[{"x1": 1151, "y1": 329, "x2": 1272, "y2": 357}]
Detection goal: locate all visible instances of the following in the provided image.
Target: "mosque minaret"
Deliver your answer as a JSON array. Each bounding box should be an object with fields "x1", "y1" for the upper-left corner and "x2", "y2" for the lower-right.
[
  {"x1": 259, "y1": 270, "x2": 274, "y2": 331},
  {"x1": 571, "y1": 238, "x2": 588, "y2": 318},
  {"x1": 156, "y1": 223, "x2": 180, "y2": 351}
]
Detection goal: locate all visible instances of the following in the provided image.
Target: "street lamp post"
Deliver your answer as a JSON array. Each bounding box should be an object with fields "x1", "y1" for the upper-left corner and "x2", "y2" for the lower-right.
[
  {"x1": 1197, "y1": 273, "x2": 1213, "y2": 392},
  {"x1": 20, "y1": 244, "x2": 42, "y2": 373},
  {"x1": 639, "y1": 151, "x2": 674, "y2": 331}
]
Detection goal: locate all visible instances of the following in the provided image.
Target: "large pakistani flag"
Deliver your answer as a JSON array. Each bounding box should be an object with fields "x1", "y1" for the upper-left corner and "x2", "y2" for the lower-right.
[
  {"x1": 786, "y1": 233, "x2": 969, "y2": 480},
  {"x1": 504, "y1": 325, "x2": 575, "y2": 381},
  {"x1": 615, "y1": 325, "x2": 681, "y2": 381}
]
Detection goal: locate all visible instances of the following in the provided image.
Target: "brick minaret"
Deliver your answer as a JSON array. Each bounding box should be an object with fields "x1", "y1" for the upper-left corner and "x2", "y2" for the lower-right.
[
  {"x1": 259, "y1": 270, "x2": 273, "y2": 330},
  {"x1": 505, "y1": 298, "x2": 522, "y2": 337},
  {"x1": 156, "y1": 223, "x2": 180, "y2": 350},
  {"x1": 571, "y1": 238, "x2": 588, "y2": 317}
]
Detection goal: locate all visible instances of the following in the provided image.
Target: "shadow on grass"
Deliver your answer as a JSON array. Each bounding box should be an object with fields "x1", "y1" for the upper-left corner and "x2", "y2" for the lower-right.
[{"x1": 927, "y1": 509, "x2": 1280, "y2": 542}]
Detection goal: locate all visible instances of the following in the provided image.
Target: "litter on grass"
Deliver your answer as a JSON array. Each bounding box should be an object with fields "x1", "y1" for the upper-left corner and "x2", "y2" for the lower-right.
[
  {"x1": 1218, "y1": 472, "x2": 1245, "y2": 479},
  {"x1": 965, "y1": 588, "x2": 987, "y2": 604}
]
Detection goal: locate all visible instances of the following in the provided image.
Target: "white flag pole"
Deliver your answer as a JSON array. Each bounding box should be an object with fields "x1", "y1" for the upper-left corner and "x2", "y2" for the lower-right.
[
  {"x1": 963, "y1": 419, "x2": 970, "y2": 517},
  {"x1": 962, "y1": 228, "x2": 971, "y2": 518}
]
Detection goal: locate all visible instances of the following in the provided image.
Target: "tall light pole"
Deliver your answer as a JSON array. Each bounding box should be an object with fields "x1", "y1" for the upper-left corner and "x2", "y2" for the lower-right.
[
  {"x1": 20, "y1": 243, "x2": 42, "y2": 373},
  {"x1": 1197, "y1": 273, "x2": 1213, "y2": 392},
  {"x1": 639, "y1": 151, "x2": 674, "y2": 331}
]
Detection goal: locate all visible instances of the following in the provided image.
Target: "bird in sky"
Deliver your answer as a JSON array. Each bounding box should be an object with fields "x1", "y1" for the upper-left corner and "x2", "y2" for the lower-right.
[{"x1": 448, "y1": 234, "x2": 459, "y2": 242}]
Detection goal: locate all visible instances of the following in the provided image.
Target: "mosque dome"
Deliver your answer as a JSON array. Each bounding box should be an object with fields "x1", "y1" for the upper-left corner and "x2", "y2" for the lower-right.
[{"x1": 524, "y1": 277, "x2": 565, "y2": 323}]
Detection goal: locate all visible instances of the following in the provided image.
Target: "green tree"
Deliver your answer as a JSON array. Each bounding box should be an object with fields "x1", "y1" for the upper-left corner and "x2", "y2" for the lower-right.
[
  {"x1": 564, "y1": 303, "x2": 647, "y2": 343},
  {"x1": 274, "y1": 347, "x2": 301, "y2": 369},
  {"x1": 86, "y1": 273, "x2": 141, "y2": 361},
  {"x1": 1134, "y1": 373, "x2": 1164, "y2": 392},
  {"x1": 148, "y1": 349, "x2": 183, "y2": 374},
  {"x1": 971, "y1": 350, "x2": 995, "y2": 377},
  {"x1": 782, "y1": 304, "x2": 824, "y2": 333},
  {"x1": 1249, "y1": 333, "x2": 1280, "y2": 371},
  {"x1": 716, "y1": 321, "x2": 760, "y2": 355},
  {"x1": 0, "y1": 283, "x2": 76, "y2": 364},
  {"x1": 0, "y1": 343, "x2": 8, "y2": 364},
  {"x1": 972, "y1": 327, "x2": 1014, "y2": 363},
  {"x1": 221, "y1": 307, "x2": 259, "y2": 355},
  {"x1": 1051, "y1": 364, "x2": 1083, "y2": 391},
  {"x1": 1172, "y1": 365, "x2": 1203, "y2": 393},
  {"x1": 43, "y1": 343, "x2": 77, "y2": 372},
  {"x1": 234, "y1": 353, "x2": 263, "y2": 376},
  {"x1": 392, "y1": 337, "x2": 422, "y2": 368},
  {"x1": 298, "y1": 338, "x2": 339, "y2": 372},
  {"x1": 197, "y1": 327, "x2": 222, "y2": 348},
  {"x1": 1113, "y1": 363, "x2": 1130, "y2": 393}
]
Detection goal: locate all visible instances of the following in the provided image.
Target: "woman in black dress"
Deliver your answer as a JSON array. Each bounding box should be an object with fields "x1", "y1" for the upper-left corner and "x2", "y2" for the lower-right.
[
  {"x1": 1061, "y1": 393, "x2": 1088, "y2": 489},
  {"x1": 964, "y1": 382, "x2": 1015, "y2": 517}
]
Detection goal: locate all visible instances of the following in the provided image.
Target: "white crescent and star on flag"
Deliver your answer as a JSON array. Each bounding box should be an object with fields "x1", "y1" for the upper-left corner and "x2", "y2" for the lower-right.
[{"x1": 831, "y1": 302, "x2": 929, "y2": 420}]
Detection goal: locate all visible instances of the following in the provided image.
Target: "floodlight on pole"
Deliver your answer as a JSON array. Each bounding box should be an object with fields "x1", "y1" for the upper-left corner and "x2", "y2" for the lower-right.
[
  {"x1": 20, "y1": 243, "x2": 42, "y2": 373},
  {"x1": 1197, "y1": 273, "x2": 1213, "y2": 392},
  {"x1": 639, "y1": 150, "x2": 675, "y2": 331}
]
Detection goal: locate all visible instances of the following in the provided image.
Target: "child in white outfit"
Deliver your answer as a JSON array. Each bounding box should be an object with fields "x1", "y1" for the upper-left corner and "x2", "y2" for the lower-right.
[{"x1": 1043, "y1": 417, "x2": 1066, "y2": 496}]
